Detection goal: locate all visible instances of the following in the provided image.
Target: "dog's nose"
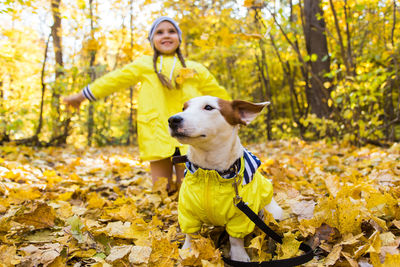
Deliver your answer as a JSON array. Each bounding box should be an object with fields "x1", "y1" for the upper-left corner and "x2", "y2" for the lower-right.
[{"x1": 168, "y1": 115, "x2": 183, "y2": 129}]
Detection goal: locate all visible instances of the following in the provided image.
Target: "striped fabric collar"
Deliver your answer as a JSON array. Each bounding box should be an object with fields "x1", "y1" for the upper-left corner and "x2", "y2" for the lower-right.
[{"x1": 185, "y1": 148, "x2": 261, "y2": 185}]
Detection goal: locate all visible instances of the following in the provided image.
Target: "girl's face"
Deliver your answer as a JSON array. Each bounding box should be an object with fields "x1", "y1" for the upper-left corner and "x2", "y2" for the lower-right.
[{"x1": 153, "y1": 21, "x2": 180, "y2": 55}]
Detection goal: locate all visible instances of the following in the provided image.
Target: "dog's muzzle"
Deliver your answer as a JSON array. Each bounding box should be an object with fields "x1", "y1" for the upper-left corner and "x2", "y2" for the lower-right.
[{"x1": 168, "y1": 115, "x2": 183, "y2": 131}]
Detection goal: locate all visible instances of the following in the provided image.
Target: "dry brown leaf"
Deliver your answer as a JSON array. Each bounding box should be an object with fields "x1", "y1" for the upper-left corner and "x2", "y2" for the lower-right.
[
  {"x1": 105, "y1": 245, "x2": 133, "y2": 262},
  {"x1": 13, "y1": 202, "x2": 56, "y2": 229},
  {"x1": 325, "y1": 244, "x2": 342, "y2": 266},
  {"x1": 341, "y1": 251, "x2": 359, "y2": 267},
  {"x1": 19, "y1": 243, "x2": 63, "y2": 267},
  {"x1": 291, "y1": 200, "x2": 315, "y2": 220},
  {"x1": 129, "y1": 246, "x2": 152, "y2": 265},
  {"x1": 0, "y1": 245, "x2": 20, "y2": 266}
]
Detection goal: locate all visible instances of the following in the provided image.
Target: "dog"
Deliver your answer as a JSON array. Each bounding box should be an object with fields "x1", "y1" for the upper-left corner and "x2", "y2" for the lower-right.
[{"x1": 168, "y1": 96, "x2": 283, "y2": 262}]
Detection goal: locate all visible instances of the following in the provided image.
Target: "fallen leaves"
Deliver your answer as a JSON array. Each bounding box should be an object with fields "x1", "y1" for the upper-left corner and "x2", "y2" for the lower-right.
[
  {"x1": 0, "y1": 141, "x2": 399, "y2": 265},
  {"x1": 180, "y1": 236, "x2": 222, "y2": 266},
  {"x1": 13, "y1": 202, "x2": 56, "y2": 229}
]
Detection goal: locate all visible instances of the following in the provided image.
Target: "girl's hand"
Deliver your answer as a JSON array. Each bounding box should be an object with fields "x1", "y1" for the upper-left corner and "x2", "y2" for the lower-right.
[{"x1": 63, "y1": 92, "x2": 86, "y2": 109}]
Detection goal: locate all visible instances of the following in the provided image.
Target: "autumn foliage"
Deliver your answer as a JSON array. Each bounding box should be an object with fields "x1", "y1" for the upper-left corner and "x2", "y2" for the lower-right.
[
  {"x1": 1, "y1": 0, "x2": 400, "y2": 266},
  {"x1": 0, "y1": 141, "x2": 399, "y2": 266},
  {"x1": 1, "y1": 0, "x2": 399, "y2": 146}
]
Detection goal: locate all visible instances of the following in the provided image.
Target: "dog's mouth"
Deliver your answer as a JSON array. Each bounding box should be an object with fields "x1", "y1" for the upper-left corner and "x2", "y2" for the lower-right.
[{"x1": 171, "y1": 131, "x2": 206, "y2": 139}]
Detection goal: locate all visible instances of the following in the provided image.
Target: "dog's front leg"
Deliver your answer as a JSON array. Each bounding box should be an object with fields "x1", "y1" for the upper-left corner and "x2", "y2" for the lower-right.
[
  {"x1": 181, "y1": 234, "x2": 192, "y2": 250},
  {"x1": 265, "y1": 197, "x2": 283, "y2": 220},
  {"x1": 229, "y1": 236, "x2": 250, "y2": 262}
]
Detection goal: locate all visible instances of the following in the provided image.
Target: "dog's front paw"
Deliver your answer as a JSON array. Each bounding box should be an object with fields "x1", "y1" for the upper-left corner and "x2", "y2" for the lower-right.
[
  {"x1": 229, "y1": 236, "x2": 251, "y2": 262},
  {"x1": 181, "y1": 234, "x2": 192, "y2": 250},
  {"x1": 229, "y1": 248, "x2": 251, "y2": 262},
  {"x1": 265, "y1": 197, "x2": 283, "y2": 221}
]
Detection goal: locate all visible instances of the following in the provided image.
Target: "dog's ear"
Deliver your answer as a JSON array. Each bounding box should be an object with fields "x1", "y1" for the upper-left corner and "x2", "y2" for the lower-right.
[{"x1": 232, "y1": 100, "x2": 270, "y2": 125}]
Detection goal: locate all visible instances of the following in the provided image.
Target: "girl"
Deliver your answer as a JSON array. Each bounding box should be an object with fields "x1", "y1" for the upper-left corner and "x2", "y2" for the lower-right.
[{"x1": 64, "y1": 17, "x2": 230, "y2": 191}]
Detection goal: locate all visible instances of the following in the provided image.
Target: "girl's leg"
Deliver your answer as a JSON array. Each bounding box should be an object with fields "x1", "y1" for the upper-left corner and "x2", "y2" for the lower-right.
[
  {"x1": 175, "y1": 163, "x2": 185, "y2": 185},
  {"x1": 150, "y1": 158, "x2": 173, "y2": 186}
]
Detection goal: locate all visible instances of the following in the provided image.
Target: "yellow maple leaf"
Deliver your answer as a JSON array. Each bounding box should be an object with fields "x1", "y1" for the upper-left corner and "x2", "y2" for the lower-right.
[
  {"x1": 57, "y1": 191, "x2": 73, "y2": 201},
  {"x1": 0, "y1": 245, "x2": 20, "y2": 266},
  {"x1": 55, "y1": 201, "x2": 74, "y2": 219},
  {"x1": 13, "y1": 202, "x2": 56, "y2": 229},
  {"x1": 149, "y1": 236, "x2": 179, "y2": 266},
  {"x1": 249, "y1": 234, "x2": 264, "y2": 251},
  {"x1": 276, "y1": 232, "x2": 301, "y2": 259},
  {"x1": 384, "y1": 253, "x2": 400, "y2": 267},
  {"x1": 248, "y1": 234, "x2": 272, "y2": 262},
  {"x1": 176, "y1": 68, "x2": 197, "y2": 85},
  {"x1": 152, "y1": 177, "x2": 168, "y2": 198},
  {"x1": 103, "y1": 202, "x2": 137, "y2": 221},
  {"x1": 70, "y1": 248, "x2": 97, "y2": 258},
  {"x1": 8, "y1": 187, "x2": 41, "y2": 203},
  {"x1": 180, "y1": 236, "x2": 221, "y2": 266},
  {"x1": 324, "y1": 244, "x2": 342, "y2": 266},
  {"x1": 68, "y1": 173, "x2": 82, "y2": 182},
  {"x1": 370, "y1": 252, "x2": 382, "y2": 267},
  {"x1": 217, "y1": 28, "x2": 235, "y2": 47},
  {"x1": 127, "y1": 218, "x2": 151, "y2": 246},
  {"x1": 86, "y1": 192, "x2": 106, "y2": 209},
  {"x1": 201, "y1": 259, "x2": 224, "y2": 267},
  {"x1": 366, "y1": 230, "x2": 382, "y2": 254},
  {"x1": 336, "y1": 195, "x2": 363, "y2": 234}
]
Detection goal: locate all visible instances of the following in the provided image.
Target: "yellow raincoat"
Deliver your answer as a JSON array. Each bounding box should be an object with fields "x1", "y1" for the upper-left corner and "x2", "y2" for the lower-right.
[
  {"x1": 178, "y1": 157, "x2": 274, "y2": 238},
  {"x1": 86, "y1": 55, "x2": 230, "y2": 161}
]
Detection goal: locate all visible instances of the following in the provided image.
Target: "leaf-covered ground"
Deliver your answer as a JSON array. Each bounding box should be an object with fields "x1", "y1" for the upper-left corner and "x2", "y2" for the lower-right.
[{"x1": 0, "y1": 140, "x2": 400, "y2": 266}]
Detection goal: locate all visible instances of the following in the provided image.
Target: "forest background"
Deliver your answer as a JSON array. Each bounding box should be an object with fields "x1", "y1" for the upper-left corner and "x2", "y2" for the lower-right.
[
  {"x1": 1, "y1": 0, "x2": 399, "y2": 147},
  {"x1": 1, "y1": 0, "x2": 400, "y2": 266}
]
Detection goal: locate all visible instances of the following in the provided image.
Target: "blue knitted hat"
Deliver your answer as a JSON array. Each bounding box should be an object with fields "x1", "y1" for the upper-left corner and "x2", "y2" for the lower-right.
[{"x1": 148, "y1": 16, "x2": 182, "y2": 49}]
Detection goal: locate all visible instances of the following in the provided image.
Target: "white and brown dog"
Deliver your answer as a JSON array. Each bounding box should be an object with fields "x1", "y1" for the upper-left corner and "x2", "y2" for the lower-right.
[{"x1": 168, "y1": 96, "x2": 283, "y2": 262}]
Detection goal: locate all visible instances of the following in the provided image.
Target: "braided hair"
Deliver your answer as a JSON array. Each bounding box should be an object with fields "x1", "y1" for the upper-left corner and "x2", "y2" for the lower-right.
[{"x1": 152, "y1": 46, "x2": 187, "y2": 89}]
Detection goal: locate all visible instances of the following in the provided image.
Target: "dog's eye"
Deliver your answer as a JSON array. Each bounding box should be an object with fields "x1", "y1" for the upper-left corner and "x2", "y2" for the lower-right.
[{"x1": 204, "y1": 105, "x2": 214, "y2": 111}]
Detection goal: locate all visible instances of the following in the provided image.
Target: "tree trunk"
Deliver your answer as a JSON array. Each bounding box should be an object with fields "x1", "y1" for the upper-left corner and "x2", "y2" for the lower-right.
[
  {"x1": 50, "y1": 0, "x2": 64, "y2": 138},
  {"x1": 329, "y1": 0, "x2": 351, "y2": 76},
  {"x1": 36, "y1": 33, "x2": 51, "y2": 137},
  {"x1": 343, "y1": 0, "x2": 355, "y2": 74},
  {"x1": 257, "y1": 39, "x2": 273, "y2": 140},
  {"x1": 127, "y1": 0, "x2": 136, "y2": 145},
  {"x1": 383, "y1": 79, "x2": 396, "y2": 141},
  {"x1": 0, "y1": 80, "x2": 8, "y2": 143},
  {"x1": 87, "y1": 0, "x2": 96, "y2": 146},
  {"x1": 385, "y1": 0, "x2": 399, "y2": 141},
  {"x1": 303, "y1": 0, "x2": 332, "y2": 118}
]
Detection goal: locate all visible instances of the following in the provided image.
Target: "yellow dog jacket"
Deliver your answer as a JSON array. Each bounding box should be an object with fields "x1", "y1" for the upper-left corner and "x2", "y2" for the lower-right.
[{"x1": 178, "y1": 149, "x2": 274, "y2": 238}]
